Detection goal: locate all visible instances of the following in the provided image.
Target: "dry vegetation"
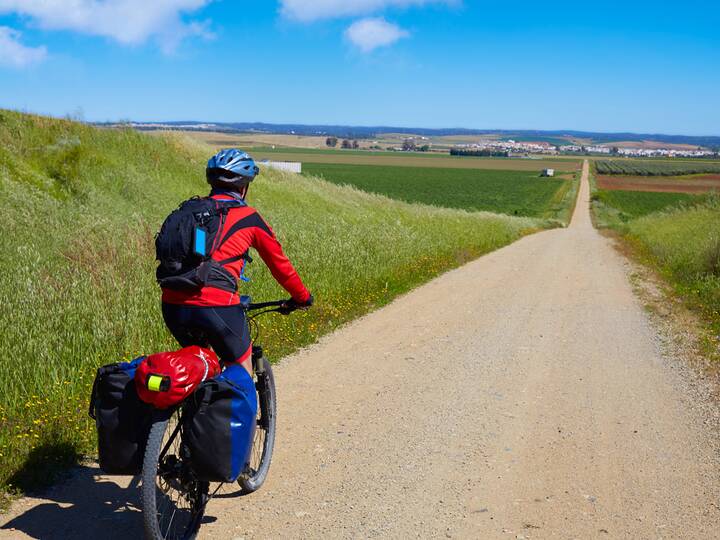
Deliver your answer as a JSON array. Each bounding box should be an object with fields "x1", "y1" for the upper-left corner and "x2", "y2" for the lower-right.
[
  {"x1": 180, "y1": 130, "x2": 332, "y2": 149},
  {"x1": 251, "y1": 149, "x2": 580, "y2": 171}
]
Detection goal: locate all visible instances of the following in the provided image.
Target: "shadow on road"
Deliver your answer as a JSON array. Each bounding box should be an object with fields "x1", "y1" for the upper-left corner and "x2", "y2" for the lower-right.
[{"x1": 1, "y1": 466, "x2": 143, "y2": 539}]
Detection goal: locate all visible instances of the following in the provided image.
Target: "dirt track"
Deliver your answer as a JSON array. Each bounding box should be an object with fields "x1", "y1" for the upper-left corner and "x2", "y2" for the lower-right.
[{"x1": 2, "y1": 161, "x2": 719, "y2": 539}]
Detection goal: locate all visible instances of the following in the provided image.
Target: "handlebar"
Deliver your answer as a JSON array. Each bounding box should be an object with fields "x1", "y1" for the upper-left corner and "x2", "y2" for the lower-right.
[
  {"x1": 242, "y1": 295, "x2": 308, "y2": 343},
  {"x1": 240, "y1": 296, "x2": 303, "y2": 315},
  {"x1": 247, "y1": 300, "x2": 286, "y2": 311}
]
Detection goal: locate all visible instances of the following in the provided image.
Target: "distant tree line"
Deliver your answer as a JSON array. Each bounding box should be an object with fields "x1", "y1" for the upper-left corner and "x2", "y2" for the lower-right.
[
  {"x1": 450, "y1": 148, "x2": 509, "y2": 157},
  {"x1": 402, "y1": 140, "x2": 430, "y2": 152},
  {"x1": 326, "y1": 137, "x2": 359, "y2": 149},
  {"x1": 342, "y1": 139, "x2": 360, "y2": 149}
]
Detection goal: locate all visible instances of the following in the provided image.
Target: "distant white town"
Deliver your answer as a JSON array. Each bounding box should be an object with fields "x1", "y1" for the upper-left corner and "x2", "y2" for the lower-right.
[{"x1": 455, "y1": 139, "x2": 717, "y2": 158}]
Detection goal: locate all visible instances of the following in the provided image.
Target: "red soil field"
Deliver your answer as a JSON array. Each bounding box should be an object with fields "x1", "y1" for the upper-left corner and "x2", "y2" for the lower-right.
[{"x1": 597, "y1": 174, "x2": 720, "y2": 194}]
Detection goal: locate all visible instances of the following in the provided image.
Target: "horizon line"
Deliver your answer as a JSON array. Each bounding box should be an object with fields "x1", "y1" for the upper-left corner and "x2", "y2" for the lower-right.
[{"x1": 92, "y1": 119, "x2": 720, "y2": 141}]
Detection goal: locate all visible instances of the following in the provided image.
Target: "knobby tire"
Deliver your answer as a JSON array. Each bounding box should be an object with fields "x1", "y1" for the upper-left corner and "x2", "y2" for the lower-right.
[
  {"x1": 141, "y1": 412, "x2": 207, "y2": 540},
  {"x1": 238, "y1": 357, "x2": 277, "y2": 493}
]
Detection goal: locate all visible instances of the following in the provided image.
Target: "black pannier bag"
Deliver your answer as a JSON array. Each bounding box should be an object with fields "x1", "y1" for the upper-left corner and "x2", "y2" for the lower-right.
[
  {"x1": 89, "y1": 357, "x2": 153, "y2": 475},
  {"x1": 155, "y1": 197, "x2": 245, "y2": 292},
  {"x1": 182, "y1": 364, "x2": 257, "y2": 482}
]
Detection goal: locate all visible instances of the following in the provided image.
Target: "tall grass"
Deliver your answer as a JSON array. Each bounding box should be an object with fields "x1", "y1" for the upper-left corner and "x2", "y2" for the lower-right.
[
  {"x1": 0, "y1": 110, "x2": 548, "y2": 495},
  {"x1": 627, "y1": 197, "x2": 720, "y2": 330}
]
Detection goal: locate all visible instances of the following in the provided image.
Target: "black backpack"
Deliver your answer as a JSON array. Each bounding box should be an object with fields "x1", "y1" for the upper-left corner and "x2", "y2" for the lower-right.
[
  {"x1": 155, "y1": 197, "x2": 245, "y2": 292},
  {"x1": 89, "y1": 358, "x2": 153, "y2": 475}
]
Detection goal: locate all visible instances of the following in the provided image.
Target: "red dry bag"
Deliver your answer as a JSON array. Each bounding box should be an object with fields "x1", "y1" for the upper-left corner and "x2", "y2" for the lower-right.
[{"x1": 135, "y1": 346, "x2": 221, "y2": 409}]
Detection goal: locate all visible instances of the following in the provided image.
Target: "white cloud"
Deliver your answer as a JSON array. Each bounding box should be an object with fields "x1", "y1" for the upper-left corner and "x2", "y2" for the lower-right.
[
  {"x1": 0, "y1": 26, "x2": 47, "y2": 67},
  {"x1": 345, "y1": 17, "x2": 408, "y2": 53},
  {"x1": 281, "y1": 0, "x2": 455, "y2": 22},
  {"x1": 0, "y1": 0, "x2": 212, "y2": 53}
]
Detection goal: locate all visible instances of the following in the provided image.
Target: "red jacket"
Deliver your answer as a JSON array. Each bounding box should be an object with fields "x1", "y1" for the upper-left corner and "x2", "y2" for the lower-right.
[{"x1": 162, "y1": 192, "x2": 311, "y2": 306}]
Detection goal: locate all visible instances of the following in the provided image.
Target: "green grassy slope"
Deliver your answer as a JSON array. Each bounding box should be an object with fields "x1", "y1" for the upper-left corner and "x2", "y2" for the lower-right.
[
  {"x1": 303, "y1": 162, "x2": 574, "y2": 220},
  {"x1": 0, "y1": 110, "x2": 548, "y2": 494},
  {"x1": 627, "y1": 199, "x2": 720, "y2": 332}
]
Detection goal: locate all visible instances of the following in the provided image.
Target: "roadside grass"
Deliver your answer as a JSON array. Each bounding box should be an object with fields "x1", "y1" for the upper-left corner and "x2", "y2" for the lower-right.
[
  {"x1": 590, "y1": 171, "x2": 720, "y2": 345},
  {"x1": 627, "y1": 198, "x2": 720, "y2": 336},
  {"x1": 303, "y1": 162, "x2": 577, "y2": 222},
  {"x1": 0, "y1": 110, "x2": 548, "y2": 496}
]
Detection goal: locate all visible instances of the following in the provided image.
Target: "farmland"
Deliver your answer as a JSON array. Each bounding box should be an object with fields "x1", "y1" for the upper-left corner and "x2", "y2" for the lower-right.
[
  {"x1": 254, "y1": 149, "x2": 579, "y2": 172},
  {"x1": 177, "y1": 130, "x2": 581, "y2": 172},
  {"x1": 0, "y1": 110, "x2": 549, "y2": 495},
  {"x1": 595, "y1": 159, "x2": 720, "y2": 176},
  {"x1": 592, "y1": 190, "x2": 700, "y2": 222},
  {"x1": 184, "y1": 129, "x2": 581, "y2": 153},
  {"x1": 596, "y1": 174, "x2": 720, "y2": 194},
  {"x1": 303, "y1": 163, "x2": 577, "y2": 221},
  {"x1": 184, "y1": 130, "x2": 331, "y2": 149}
]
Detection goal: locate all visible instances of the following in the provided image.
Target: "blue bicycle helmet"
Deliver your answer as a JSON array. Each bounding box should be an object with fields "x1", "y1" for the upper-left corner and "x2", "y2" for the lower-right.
[{"x1": 206, "y1": 149, "x2": 260, "y2": 189}]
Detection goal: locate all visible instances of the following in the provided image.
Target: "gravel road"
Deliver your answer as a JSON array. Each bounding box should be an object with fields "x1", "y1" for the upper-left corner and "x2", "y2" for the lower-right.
[{"x1": 2, "y1": 161, "x2": 719, "y2": 539}]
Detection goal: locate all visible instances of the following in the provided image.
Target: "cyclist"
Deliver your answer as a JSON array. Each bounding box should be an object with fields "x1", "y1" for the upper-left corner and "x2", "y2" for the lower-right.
[{"x1": 160, "y1": 149, "x2": 313, "y2": 374}]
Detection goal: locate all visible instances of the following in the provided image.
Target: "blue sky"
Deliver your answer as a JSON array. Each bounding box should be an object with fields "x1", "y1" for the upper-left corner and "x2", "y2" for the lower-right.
[{"x1": 0, "y1": 0, "x2": 718, "y2": 135}]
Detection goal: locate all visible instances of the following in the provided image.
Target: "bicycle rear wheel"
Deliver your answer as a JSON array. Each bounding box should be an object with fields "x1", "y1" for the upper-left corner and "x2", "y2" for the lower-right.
[
  {"x1": 238, "y1": 357, "x2": 277, "y2": 493},
  {"x1": 141, "y1": 410, "x2": 208, "y2": 540}
]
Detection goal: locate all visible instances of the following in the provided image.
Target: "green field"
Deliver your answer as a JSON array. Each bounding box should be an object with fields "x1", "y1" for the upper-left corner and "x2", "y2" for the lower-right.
[
  {"x1": 0, "y1": 110, "x2": 550, "y2": 496},
  {"x1": 595, "y1": 160, "x2": 720, "y2": 176},
  {"x1": 592, "y1": 190, "x2": 700, "y2": 223},
  {"x1": 303, "y1": 162, "x2": 576, "y2": 220}
]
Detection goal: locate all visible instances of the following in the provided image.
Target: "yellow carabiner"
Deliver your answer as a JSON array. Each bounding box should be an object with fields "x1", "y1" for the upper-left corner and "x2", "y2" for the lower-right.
[{"x1": 147, "y1": 374, "x2": 164, "y2": 392}]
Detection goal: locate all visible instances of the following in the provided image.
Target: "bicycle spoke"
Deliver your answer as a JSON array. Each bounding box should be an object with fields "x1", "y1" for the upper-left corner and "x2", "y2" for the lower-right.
[
  {"x1": 144, "y1": 411, "x2": 207, "y2": 540},
  {"x1": 249, "y1": 427, "x2": 266, "y2": 471},
  {"x1": 160, "y1": 421, "x2": 182, "y2": 461},
  {"x1": 164, "y1": 508, "x2": 178, "y2": 538}
]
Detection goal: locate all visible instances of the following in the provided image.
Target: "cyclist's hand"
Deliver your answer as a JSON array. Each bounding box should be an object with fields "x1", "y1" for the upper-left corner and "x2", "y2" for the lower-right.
[
  {"x1": 279, "y1": 294, "x2": 313, "y2": 315},
  {"x1": 277, "y1": 300, "x2": 296, "y2": 315}
]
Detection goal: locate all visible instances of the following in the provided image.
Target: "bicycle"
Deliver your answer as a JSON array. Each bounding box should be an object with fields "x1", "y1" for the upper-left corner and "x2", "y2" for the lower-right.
[{"x1": 140, "y1": 296, "x2": 294, "y2": 540}]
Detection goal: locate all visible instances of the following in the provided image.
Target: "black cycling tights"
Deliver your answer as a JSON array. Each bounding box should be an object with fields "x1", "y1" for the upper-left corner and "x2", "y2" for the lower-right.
[{"x1": 161, "y1": 303, "x2": 252, "y2": 364}]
